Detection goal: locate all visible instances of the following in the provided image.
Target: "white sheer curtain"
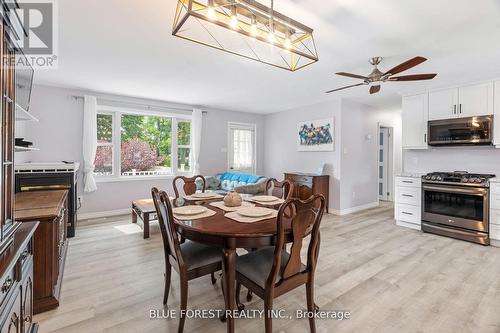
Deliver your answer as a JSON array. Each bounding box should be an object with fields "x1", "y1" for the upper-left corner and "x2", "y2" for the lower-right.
[
  {"x1": 82, "y1": 95, "x2": 98, "y2": 192},
  {"x1": 233, "y1": 129, "x2": 253, "y2": 169},
  {"x1": 192, "y1": 109, "x2": 203, "y2": 174}
]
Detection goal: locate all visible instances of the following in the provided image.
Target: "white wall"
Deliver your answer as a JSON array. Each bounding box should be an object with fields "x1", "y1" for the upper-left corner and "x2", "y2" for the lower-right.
[
  {"x1": 17, "y1": 85, "x2": 266, "y2": 216},
  {"x1": 263, "y1": 100, "x2": 342, "y2": 211},
  {"x1": 404, "y1": 147, "x2": 500, "y2": 175}
]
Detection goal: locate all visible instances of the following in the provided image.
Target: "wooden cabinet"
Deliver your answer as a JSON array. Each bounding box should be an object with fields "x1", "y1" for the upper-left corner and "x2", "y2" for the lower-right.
[
  {"x1": 402, "y1": 93, "x2": 428, "y2": 149},
  {"x1": 15, "y1": 190, "x2": 68, "y2": 314},
  {"x1": 284, "y1": 173, "x2": 329, "y2": 212},
  {"x1": 428, "y1": 83, "x2": 494, "y2": 120}
]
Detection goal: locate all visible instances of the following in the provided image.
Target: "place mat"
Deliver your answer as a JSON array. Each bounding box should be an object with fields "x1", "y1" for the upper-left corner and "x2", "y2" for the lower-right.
[
  {"x1": 184, "y1": 193, "x2": 224, "y2": 201},
  {"x1": 173, "y1": 207, "x2": 217, "y2": 221},
  {"x1": 225, "y1": 209, "x2": 278, "y2": 224},
  {"x1": 247, "y1": 197, "x2": 285, "y2": 206},
  {"x1": 209, "y1": 200, "x2": 255, "y2": 212}
]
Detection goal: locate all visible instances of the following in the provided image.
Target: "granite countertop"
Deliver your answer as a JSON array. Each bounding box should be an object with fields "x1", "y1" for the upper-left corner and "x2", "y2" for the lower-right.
[{"x1": 490, "y1": 177, "x2": 500, "y2": 183}]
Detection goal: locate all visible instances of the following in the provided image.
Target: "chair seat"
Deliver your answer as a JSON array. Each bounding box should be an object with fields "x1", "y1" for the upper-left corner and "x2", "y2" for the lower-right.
[
  {"x1": 180, "y1": 241, "x2": 222, "y2": 271},
  {"x1": 236, "y1": 247, "x2": 306, "y2": 289}
]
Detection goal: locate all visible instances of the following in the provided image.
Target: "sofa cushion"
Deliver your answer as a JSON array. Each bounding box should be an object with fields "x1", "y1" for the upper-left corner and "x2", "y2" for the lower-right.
[{"x1": 218, "y1": 173, "x2": 264, "y2": 184}]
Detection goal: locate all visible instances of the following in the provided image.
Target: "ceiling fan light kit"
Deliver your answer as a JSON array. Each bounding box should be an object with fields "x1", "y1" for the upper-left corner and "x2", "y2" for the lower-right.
[
  {"x1": 326, "y1": 56, "x2": 438, "y2": 94},
  {"x1": 172, "y1": 0, "x2": 318, "y2": 71}
]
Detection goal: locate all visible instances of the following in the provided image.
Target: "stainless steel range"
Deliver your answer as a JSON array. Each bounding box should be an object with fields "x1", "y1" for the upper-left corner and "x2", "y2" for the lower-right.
[{"x1": 421, "y1": 171, "x2": 495, "y2": 245}]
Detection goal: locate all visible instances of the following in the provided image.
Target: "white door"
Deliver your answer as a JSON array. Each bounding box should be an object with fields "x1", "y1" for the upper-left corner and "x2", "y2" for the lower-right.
[
  {"x1": 379, "y1": 127, "x2": 390, "y2": 201},
  {"x1": 458, "y1": 82, "x2": 494, "y2": 118},
  {"x1": 402, "y1": 93, "x2": 429, "y2": 149},
  {"x1": 429, "y1": 88, "x2": 458, "y2": 120},
  {"x1": 228, "y1": 123, "x2": 256, "y2": 174}
]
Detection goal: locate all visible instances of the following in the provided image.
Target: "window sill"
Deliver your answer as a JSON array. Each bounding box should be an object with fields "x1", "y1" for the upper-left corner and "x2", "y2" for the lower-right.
[{"x1": 95, "y1": 174, "x2": 192, "y2": 183}]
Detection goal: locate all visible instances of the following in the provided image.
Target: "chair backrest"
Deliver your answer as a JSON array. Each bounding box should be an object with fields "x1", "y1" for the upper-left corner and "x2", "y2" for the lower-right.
[
  {"x1": 173, "y1": 175, "x2": 206, "y2": 199},
  {"x1": 265, "y1": 178, "x2": 294, "y2": 200},
  {"x1": 267, "y1": 195, "x2": 326, "y2": 287},
  {"x1": 151, "y1": 187, "x2": 185, "y2": 270}
]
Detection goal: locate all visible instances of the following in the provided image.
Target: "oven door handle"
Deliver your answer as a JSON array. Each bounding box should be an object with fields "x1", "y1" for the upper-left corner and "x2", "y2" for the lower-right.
[{"x1": 422, "y1": 184, "x2": 487, "y2": 196}]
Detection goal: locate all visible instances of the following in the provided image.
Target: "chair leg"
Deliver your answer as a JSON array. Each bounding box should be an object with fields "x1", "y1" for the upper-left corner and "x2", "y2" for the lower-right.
[
  {"x1": 264, "y1": 296, "x2": 273, "y2": 333},
  {"x1": 178, "y1": 278, "x2": 188, "y2": 333},
  {"x1": 164, "y1": 263, "x2": 172, "y2": 305},
  {"x1": 306, "y1": 282, "x2": 316, "y2": 333},
  {"x1": 236, "y1": 282, "x2": 245, "y2": 311},
  {"x1": 210, "y1": 272, "x2": 216, "y2": 285}
]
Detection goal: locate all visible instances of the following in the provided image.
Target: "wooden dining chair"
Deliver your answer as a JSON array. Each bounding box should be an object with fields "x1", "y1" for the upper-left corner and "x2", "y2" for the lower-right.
[
  {"x1": 151, "y1": 187, "x2": 222, "y2": 333},
  {"x1": 172, "y1": 175, "x2": 207, "y2": 205},
  {"x1": 265, "y1": 178, "x2": 294, "y2": 200},
  {"x1": 235, "y1": 195, "x2": 326, "y2": 333}
]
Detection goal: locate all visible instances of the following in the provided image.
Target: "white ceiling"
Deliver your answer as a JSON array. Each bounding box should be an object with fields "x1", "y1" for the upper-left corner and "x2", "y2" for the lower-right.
[{"x1": 35, "y1": 0, "x2": 500, "y2": 114}]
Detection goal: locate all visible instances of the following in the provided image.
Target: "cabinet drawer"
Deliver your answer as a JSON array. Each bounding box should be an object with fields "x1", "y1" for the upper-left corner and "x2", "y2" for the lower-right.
[
  {"x1": 490, "y1": 182, "x2": 500, "y2": 195},
  {"x1": 491, "y1": 195, "x2": 500, "y2": 210},
  {"x1": 0, "y1": 267, "x2": 16, "y2": 309},
  {"x1": 395, "y1": 203, "x2": 421, "y2": 225},
  {"x1": 18, "y1": 241, "x2": 33, "y2": 275},
  {"x1": 395, "y1": 177, "x2": 421, "y2": 188},
  {"x1": 491, "y1": 209, "x2": 500, "y2": 226},
  {"x1": 395, "y1": 186, "x2": 421, "y2": 205},
  {"x1": 490, "y1": 224, "x2": 500, "y2": 241},
  {"x1": 286, "y1": 174, "x2": 313, "y2": 185}
]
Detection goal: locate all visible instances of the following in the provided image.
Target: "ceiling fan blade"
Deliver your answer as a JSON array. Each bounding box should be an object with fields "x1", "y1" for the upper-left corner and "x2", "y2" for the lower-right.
[
  {"x1": 325, "y1": 83, "x2": 366, "y2": 94},
  {"x1": 384, "y1": 56, "x2": 427, "y2": 76},
  {"x1": 389, "y1": 73, "x2": 437, "y2": 81},
  {"x1": 336, "y1": 72, "x2": 369, "y2": 80},
  {"x1": 370, "y1": 85, "x2": 381, "y2": 94}
]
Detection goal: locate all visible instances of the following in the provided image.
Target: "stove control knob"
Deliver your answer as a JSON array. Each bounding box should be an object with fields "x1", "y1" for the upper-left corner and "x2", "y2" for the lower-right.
[
  {"x1": 436, "y1": 176, "x2": 443, "y2": 181},
  {"x1": 475, "y1": 178, "x2": 483, "y2": 183},
  {"x1": 431, "y1": 175, "x2": 437, "y2": 180},
  {"x1": 462, "y1": 177, "x2": 469, "y2": 183},
  {"x1": 425, "y1": 176, "x2": 432, "y2": 180}
]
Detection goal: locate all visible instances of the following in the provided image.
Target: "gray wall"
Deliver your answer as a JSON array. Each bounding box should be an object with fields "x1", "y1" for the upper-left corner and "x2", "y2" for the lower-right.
[
  {"x1": 404, "y1": 147, "x2": 500, "y2": 175},
  {"x1": 17, "y1": 85, "x2": 265, "y2": 215},
  {"x1": 263, "y1": 100, "x2": 342, "y2": 211}
]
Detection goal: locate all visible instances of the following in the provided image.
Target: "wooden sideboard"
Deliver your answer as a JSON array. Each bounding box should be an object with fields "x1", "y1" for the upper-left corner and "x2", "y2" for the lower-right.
[
  {"x1": 284, "y1": 173, "x2": 330, "y2": 212},
  {"x1": 15, "y1": 190, "x2": 68, "y2": 314}
]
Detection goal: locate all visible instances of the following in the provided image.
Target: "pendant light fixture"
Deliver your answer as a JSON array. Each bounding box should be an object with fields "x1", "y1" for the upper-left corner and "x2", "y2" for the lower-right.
[{"x1": 172, "y1": 0, "x2": 318, "y2": 71}]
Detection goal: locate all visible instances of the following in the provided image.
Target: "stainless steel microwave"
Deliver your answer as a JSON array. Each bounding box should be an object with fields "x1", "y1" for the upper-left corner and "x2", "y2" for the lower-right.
[{"x1": 428, "y1": 115, "x2": 494, "y2": 146}]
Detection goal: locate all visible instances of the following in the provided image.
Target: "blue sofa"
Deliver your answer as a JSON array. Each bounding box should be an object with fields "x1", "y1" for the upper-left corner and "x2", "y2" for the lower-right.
[{"x1": 202, "y1": 172, "x2": 268, "y2": 195}]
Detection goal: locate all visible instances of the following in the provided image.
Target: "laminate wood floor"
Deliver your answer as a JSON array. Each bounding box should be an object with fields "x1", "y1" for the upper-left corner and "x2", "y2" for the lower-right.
[{"x1": 34, "y1": 204, "x2": 500, "y2": 333}]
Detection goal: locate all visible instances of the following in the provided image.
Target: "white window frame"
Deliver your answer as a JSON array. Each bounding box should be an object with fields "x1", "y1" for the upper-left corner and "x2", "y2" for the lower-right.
[
  {"x1": 227, "y1": 122, "x2": 257, "y2": 174},
  {"x1": 94, "y1": 105, "x2": 193, "y2": 182}
]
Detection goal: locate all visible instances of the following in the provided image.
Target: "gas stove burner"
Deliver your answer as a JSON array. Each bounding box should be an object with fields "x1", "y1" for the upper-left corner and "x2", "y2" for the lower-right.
[{"x1": 423, "y1": 171, "x2": 496, "y2": 187}]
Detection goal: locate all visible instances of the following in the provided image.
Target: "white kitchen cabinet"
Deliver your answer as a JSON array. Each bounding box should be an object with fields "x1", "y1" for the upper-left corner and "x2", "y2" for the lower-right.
[
  {"x1": 428, "y1": 88, "x2": 458, "y2": 120},
  {"x1": 394, "y1": 176, "x2": 422, "y2": 230},
  {"x1": 402, "y1": 93, "x2": 428, "y2": 149},
  {"x1": 490, "y1": 179, "x2": 500, "y2": 247},
  {"x1": 459, "y1": 82, "x2": 494, "y2": 117},
  {"x1": 494, "y1": 81, "x2": 500, "y2": 146},
  {"x1": 428, "y1": 82, "x2": 493, "y2": 121}
]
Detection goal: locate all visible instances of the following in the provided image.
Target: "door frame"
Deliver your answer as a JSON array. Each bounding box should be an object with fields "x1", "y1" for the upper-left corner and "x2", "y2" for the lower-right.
[
  {"x1": 377, "y1": 123, "x2": 394, "y2": 202},
  {"x1": 227, "y1": 122, "x2": 257, "y2": 174}
]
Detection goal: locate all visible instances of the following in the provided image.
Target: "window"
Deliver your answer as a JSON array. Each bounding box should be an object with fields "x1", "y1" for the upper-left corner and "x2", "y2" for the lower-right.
[
  {"x1": 94, "y1": 108, "x2": 192, "y2": 179},
  {"x1": 228, "y1": 123, "x2": 255, "y2": 173}
]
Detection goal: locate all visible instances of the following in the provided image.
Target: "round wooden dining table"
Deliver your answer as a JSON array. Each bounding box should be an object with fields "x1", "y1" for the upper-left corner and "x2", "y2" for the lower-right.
[{"x1": 173, "y1": 199, "x2": 291, "y2": 333}]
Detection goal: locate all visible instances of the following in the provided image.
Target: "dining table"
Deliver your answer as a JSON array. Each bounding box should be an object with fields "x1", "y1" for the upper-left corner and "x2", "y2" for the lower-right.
[{"x1": 173, "y1": 196, "x2": 291, "y2": 333}]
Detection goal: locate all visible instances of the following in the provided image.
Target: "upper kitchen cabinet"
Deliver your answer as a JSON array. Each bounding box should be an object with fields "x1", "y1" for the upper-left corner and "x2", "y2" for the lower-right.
[
  {"x1": 402, "y1": 93, "x2": 428, "y2": 149},
  {"x1": 428, "y1": 82, "x2": 494, "y2": 120},
  {"x1": 494, "y1": 81, "x2": 500, "y2": 146}
]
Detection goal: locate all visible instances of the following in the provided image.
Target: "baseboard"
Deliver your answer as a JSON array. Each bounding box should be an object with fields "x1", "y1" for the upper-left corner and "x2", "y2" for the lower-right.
[
  {"x1": 79, "y1": 208, "x2": 130, "y2": 221},
  {"x1": 330, "y1": 202, "x2": 380, "y2": 216}
]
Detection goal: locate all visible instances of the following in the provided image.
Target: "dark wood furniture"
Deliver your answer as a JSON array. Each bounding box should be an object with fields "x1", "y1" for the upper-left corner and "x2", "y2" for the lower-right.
[
  {"x1": 235, "y1": 196, "x2": 326, "y2": 333},
  {"x1": 0, "y1": 1, "x2": 39, "y2": 332},
  {"x1": 14, "y1": 190, "x2": 69, "y2": 314},
  {"x1": 131, "y1": 199, "x2": 157, "y2": 239},
  {"x1": 172, "y1": 199, "x2": 298, "y2": 333},
  {"x1": 172, "y1": 175, "x2": 206, "y2": 206},
  {"x1": 151, "y1": 188, "x2": 222, "y2": 333},
  {"x1": 285, "y1": 173, "x2": 330, "y2": 212},
  {"x1": 265, "y1": 178, "x2": 294, "y2": 200}
]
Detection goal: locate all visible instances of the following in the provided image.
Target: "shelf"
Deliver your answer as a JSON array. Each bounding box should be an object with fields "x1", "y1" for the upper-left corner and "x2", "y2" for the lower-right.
[
  {"x1": 15, "y1": 104, "x2": 38, "y2": 122},
  {"x1": 15, "y1": 146, "x2": 39, "y2": 152}
]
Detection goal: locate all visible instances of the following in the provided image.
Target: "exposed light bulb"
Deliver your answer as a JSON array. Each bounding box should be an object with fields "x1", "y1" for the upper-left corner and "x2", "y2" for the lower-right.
[
  {"x1": 230, "y1": 15, "x2": 238, "y2": 29},
  {"x1": 284, "y1": 38, "x2": 292, "y2": 49},
  {"x1": 250, "y1": 24, "x2": 258, "y2": 36},
  {"x1": 268, "y1": 32, "x2": 276, "y2": 43},
  {"x1": 207, "y1": 7, "x2": 216, "y2": 20}
]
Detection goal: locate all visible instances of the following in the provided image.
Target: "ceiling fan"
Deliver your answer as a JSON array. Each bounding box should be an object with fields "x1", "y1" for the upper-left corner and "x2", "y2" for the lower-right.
[{"x1": 326, "y1": 56, "x2": 437, "y2": 95}]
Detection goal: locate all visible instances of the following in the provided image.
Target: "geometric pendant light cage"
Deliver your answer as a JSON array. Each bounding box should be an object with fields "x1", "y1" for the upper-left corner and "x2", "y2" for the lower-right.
[{"x1": 172, "y1": 0, "x2": 318, "y2": 71}]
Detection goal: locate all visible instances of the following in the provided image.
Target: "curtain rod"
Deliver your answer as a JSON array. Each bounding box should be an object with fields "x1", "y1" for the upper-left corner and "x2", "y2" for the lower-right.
[{"x1": 70, "y1": 95, "x2": 208, "y2": 114}]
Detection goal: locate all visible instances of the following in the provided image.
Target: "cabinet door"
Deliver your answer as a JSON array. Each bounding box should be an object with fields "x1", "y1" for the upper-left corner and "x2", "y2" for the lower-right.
[
  {"x1": 458, "y1": 82, "x2": 494, "y2": 117},
  {"x1": 494, "y1": 81, "x2": 500, "y2": 146},
  {"x1": 402, "y1": 94, "x2": 429, "y2": 149},
  {"x1": 429, "y1": 88, "x2": 458, "y2": 120},
  {"x1": 0, "y1": 289, "x2": 21, "y2": 333},
  {"x1": 21, "y1": 266, "x2": 33, "y2": 333}
]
